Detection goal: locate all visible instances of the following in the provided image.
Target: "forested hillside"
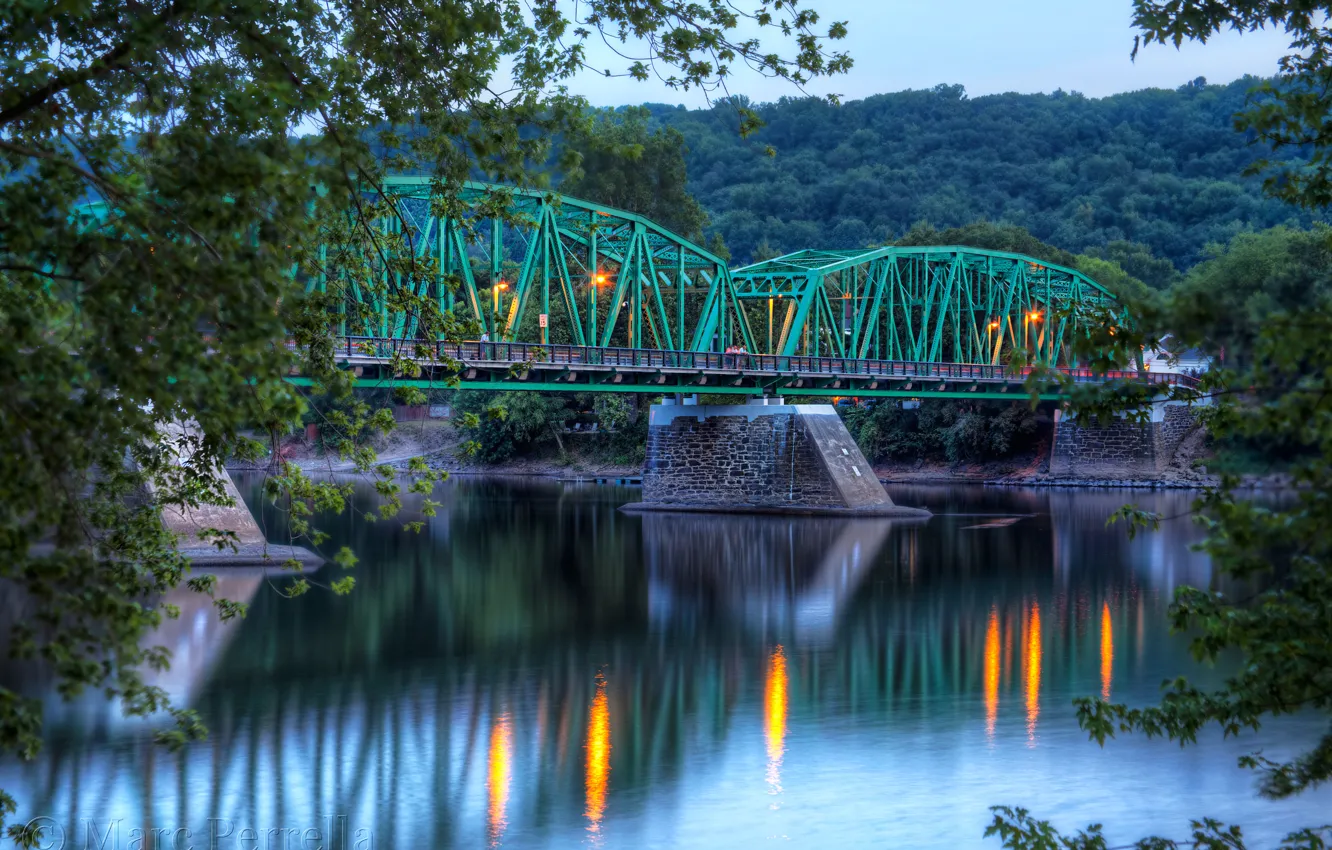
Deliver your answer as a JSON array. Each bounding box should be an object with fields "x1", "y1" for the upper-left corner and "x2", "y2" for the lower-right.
[{"x1": 642, "y1": 77, "x2": 1317, "y2": 275}]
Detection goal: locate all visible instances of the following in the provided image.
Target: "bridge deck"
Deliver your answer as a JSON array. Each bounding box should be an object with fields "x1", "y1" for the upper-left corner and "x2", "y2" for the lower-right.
[{"x1": 288, "y1": 337, "x2": 1195, "y2": 400}]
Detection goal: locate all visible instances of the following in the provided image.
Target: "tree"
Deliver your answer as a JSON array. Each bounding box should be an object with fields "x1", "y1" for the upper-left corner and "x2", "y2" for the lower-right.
[
  {"x1": 896, "y1": 221, "x2": 1156, "y2": 303},
  {"x1": 454, "y1": 391, "x2": 573, "y2": 463},
  {"x1": 655, "y1": 79, "x2": 1309, "y2": 268},
  {"x1": 0, "y1": 0, "x2": 850, "y2": 842},
  {"x1": 754, "y1": 237, "x2": 783, "y2": 261},
  {"x1": 1169, "y1": 225, "x2": 1332, "y2": 368},
  {"x1": 1085, "y1": 240, "x2": 1181, "y2": 290},
  {"x1": 1073, "y1": 254, "x2": 1156, "y2": 305},
  {"x1": 989, "y1": 4, "x2": 1332, "y2": 846},
  {"x1": 1128, "y1": 0, "x2": 1332, "y2": 209},
  {"x1": 845, "y1": 399, "x2": 1040, "y2": 465},
  {"x1": 591, "y1": 394, "x2": 634, "y2": 432},
  {"x1": 896, "y1": 221, "x2": 1082, "y2": 266},
  {"x1": 563, "y1": 106, "x2": 711, "y2": 240}
]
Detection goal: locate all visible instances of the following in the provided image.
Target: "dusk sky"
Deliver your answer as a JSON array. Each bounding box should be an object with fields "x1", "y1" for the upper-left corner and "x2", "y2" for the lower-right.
[{"x1": 569, "y1": 0, "x2": 1296, "y2": 107}]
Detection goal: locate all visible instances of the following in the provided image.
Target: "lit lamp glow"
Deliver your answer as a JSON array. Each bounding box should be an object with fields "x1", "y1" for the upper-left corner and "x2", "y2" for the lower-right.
[
  {"x1": 984, "y1": 607, "x2": 1000, "y2": 740},
  {"x1": 1025, "y1": 602, "x2": 1042, "y2": 743},
  {"x1": 1101, "y1": 602, "x2": 1114, "y2": 702},
  {"x1": 487, "y1": 713, "x2": 512, "y2": 847},
  {"x1": 764, "y1": 645, "x2": 789, "y2": 801},
  {"x1": 585, "y1": 672, "x2": 611, "y2": 837},
  {"x1": 491, "y1": 281, "x2": 509, "y2": 332}
]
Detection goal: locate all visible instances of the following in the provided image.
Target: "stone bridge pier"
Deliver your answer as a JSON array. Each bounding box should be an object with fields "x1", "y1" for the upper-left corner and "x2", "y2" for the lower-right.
[
  {"x1": 1049, "y1": 400, "x2": 1205, "y2": 478},
  {"x1": 626, "y1": 397, "x2": 929, "y2": 518}
]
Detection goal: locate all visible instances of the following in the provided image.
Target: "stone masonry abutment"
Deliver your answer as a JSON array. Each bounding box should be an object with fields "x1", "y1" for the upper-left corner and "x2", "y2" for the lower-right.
[
  {"x1": 630, "y1": 398, "x2": 928, "y2": 517},
  {"x1": 1049, "y1": 402, "x2": 1202, "y2": 477}
]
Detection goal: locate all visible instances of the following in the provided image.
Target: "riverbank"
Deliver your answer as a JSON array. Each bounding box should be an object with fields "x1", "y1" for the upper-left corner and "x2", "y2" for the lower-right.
[
  {"x1": 226, "y1": 420, "x2": 1290, "y2": 490},
  {"x1": 231, "y1": 453, "x2": 1241, "y2": 490},
  {"x1": 874, "y1": 455, "x2": 1215, "y2": 490},
  {"x1": 397, "y1": 450, "x2": 1291, "y2": 490},
  {"x1": 230, "y1": 452, "x2": 1294, "y2": 490},
  {"x1": 226, "y1": 422, "x2": 645, "y2": 479},
  {"x1": 873, "y1": 456, "x2": 1290, "y2": 490}
]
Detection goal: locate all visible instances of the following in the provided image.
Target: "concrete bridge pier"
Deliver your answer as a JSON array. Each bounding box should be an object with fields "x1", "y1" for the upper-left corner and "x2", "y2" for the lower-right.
[
  {"x1": 626, "y1": 397, "x2": 929, "y2": 517},
  {"x1": 154, "y1": 420, "x2": 321, "y2": 566},
  {"x1": 1049, "y1": 399, "x2": 1204, "y2": 478}
]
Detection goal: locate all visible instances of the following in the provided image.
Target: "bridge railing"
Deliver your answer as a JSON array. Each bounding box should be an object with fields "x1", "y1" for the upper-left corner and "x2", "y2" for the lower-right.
[{"x1": 331, "y1": 337, "x2": 1198, "y2": 389}]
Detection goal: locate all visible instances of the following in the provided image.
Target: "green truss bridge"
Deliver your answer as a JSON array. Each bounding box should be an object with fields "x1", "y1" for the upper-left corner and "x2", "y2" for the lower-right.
[{"x1": 293, "y1": 178, "x2": 1183, "y2": 399}]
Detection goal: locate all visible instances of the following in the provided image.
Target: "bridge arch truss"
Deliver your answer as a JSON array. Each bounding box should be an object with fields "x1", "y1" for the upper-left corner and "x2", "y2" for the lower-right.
[
  {"x1": 74, "y1": 182, "x2": 1130, "y2": 372},
  {"x1": 337, "y1": 178, "x2": 756, "y2": 353},
  {"x1": 730, "y1": 246, "x2": 1127, "y2": 366}
]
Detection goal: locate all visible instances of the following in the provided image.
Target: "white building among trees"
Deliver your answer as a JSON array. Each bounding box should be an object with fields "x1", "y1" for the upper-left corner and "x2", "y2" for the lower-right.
[{"x1": 1142, "y1": 334, "x2": 1212, "y2": 375}]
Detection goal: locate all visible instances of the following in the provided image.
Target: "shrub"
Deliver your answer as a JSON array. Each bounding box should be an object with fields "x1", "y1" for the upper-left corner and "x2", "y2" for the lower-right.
[{"x1": 848, "y1": 400, "x2": 1039, "y2": 464}]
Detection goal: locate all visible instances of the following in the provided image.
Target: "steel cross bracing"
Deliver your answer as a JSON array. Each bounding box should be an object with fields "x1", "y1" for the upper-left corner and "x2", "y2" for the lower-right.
[
  {"x1": 324, "y1": 177, "x2": 759, "y2": 354},
  {"x1": 330, "y1": 183, "x2": 1126, "y2": 368},
  {"x1": 76, "y1": 180, "x2": 1132, "y2": 371},
  {"x1": 729, "y1": 246, "x2": 1128, "y2": 366}
]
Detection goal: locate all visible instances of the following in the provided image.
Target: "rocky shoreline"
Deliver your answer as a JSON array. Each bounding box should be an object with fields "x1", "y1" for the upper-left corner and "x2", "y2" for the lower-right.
[
  {"x1": 987, "y1": 476, "x2": 1211, "y2": 490},
  {"x1": 225, "y1": 456, "x2": 1287, "y2": 491},
  {"x1": 883, "y1": 469, "x2": 1292, "y2": 491}
]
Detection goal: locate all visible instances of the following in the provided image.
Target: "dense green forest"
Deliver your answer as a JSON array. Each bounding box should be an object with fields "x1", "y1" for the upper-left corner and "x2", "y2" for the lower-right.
[{"x1": 626, "y1": 77, "x2": 1319, "y2": 276}]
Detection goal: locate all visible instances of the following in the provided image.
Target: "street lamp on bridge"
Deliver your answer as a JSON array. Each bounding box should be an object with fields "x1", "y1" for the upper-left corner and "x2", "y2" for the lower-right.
[{"x1": 492, "y1": 281, "x2": 509, "y2": 336}]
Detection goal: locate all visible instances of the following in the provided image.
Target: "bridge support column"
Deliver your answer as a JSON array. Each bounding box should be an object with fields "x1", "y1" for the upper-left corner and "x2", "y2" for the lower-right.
[
  {"x1": 627, "y1": 398, "x2": 929, "y2": 517},
  {"x1": 155, "y1": 421, "x2": 321, "y2": 566},
  {"x1": 1049, "y1": 400, "x2": 1203, "y2": 478}
]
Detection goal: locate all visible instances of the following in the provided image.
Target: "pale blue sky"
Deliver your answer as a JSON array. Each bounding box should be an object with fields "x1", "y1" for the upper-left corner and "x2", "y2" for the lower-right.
[{"x1": 569, "y1": 0, "x2": 1295, "y2": 106}]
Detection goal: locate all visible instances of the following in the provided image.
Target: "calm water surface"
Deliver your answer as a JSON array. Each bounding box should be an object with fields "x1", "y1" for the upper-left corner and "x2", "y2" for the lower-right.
[{"x1": 6, "y1": 479, "x2": 1329, "y2": 848}]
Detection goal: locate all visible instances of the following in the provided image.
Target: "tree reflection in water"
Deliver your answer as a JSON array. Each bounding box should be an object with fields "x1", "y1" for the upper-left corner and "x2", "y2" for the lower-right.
[{"x1": 4, "y1": 478, "x2": 1321, "y2": 849}]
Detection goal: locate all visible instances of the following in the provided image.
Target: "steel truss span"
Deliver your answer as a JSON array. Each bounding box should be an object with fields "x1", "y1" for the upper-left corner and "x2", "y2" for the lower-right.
[
  {"x1": 730, "y1": 246, "x2": 1127, "y2": 366},
  {"x1": 79, "y1": 180, "x2": 1129, "y2": 368},
  {"x1": 302, "y1": 338, "x2": 1194, "y2": 401},
  {"x1": 343, "y1": 182, "x2": 1126, "y2": 367},
  {"x1": 338, "y1": 178, "x2": 757, "y2": 353}
]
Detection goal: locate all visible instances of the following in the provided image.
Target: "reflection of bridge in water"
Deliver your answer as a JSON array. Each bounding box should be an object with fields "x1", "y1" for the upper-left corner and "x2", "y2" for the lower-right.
[
  {"x1": 5, "y1": 482, "x2": 1217, "y2": 848},
  {"x1": 642, "y1": 514, "x2": 899, "y2": 644}
]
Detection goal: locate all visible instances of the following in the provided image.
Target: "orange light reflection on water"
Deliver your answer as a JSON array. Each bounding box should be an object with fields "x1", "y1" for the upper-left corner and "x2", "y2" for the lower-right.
[
  {"x1": 1101, "y1": 601, "x2": 1114, "y2": 702},
  {"x1": 486, "y1": 713, "x2": 512, "y2": 847},
  {"x1": 764, "y1": 645, "x2": 789, "y2": 799},
  {"x1": 1025, "y1": 602, "x2": 1042, "y2": 743},
  {"x1": 585, "y1": 673, "x2": 611, "y2": 838},
  {"x1": 984, "y1": 608, "x2": 1000, "y2": 740},
  {"x1": 1003, "y1": 611, "x2": 1014, "y2": 691}
]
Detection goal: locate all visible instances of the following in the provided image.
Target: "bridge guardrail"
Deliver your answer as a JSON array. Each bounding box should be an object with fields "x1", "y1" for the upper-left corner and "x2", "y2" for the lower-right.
[{"x1": 323, "y1": 337, "x2": 1198, "y2": 390}]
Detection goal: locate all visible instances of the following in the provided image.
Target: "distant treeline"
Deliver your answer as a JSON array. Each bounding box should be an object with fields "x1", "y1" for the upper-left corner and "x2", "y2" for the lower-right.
[{"x1": 633, "y1": 77, "x2": 1317, "y2": 278}]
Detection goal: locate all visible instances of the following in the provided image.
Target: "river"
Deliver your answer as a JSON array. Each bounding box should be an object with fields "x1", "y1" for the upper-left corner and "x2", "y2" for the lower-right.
[{"x1": 4, "y1": 478, "x2": 1328, "y2": 849}]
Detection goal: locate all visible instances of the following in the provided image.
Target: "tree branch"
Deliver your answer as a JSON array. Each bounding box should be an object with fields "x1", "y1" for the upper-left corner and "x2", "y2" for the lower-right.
[{"x1": 0, "y1": 0, "x2": 195, "y2": 127}]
